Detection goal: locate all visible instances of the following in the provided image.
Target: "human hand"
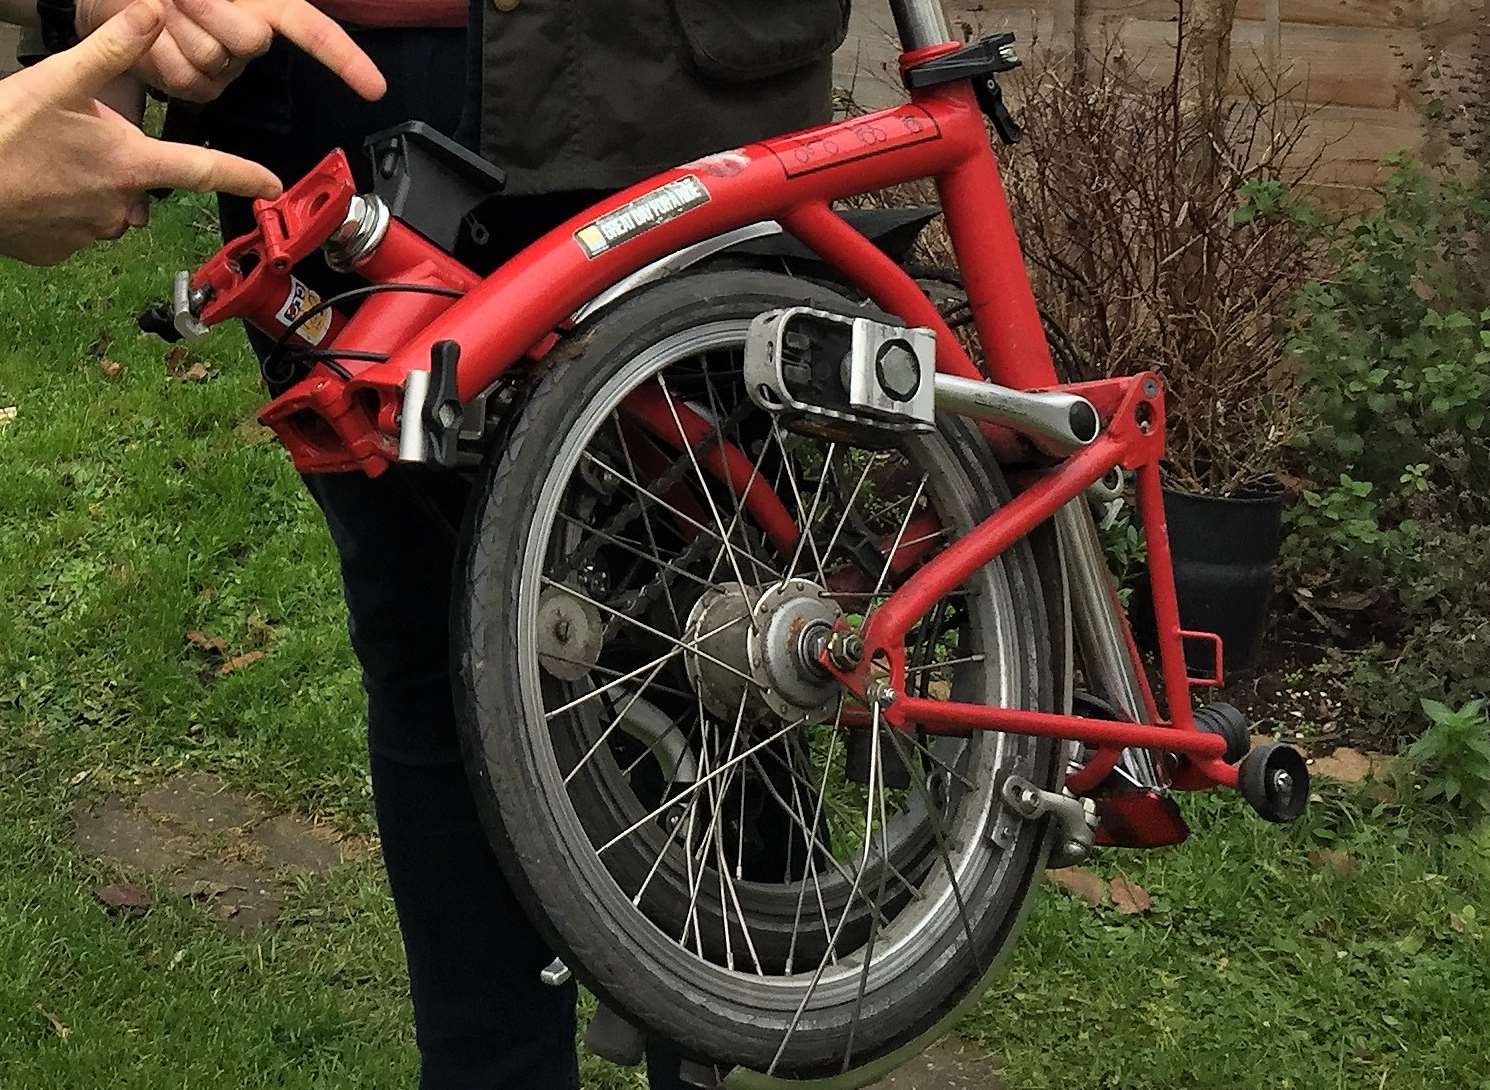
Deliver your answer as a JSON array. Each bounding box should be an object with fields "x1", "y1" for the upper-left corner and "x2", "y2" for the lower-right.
[
  {"x1": 75, "y1": 0, "x2": 387, "y2": 103},
  {"x1": 0, "y1": 0, "x2": 282, "y2": 266}
]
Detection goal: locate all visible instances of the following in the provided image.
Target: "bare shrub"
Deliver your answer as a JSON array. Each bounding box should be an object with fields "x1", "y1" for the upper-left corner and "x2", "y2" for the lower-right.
[{"x1": 998, "y1": 38, "x2": 1331, "y2": 494}]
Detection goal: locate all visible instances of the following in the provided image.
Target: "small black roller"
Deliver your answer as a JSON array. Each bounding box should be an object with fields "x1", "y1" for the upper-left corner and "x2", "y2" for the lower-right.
[
  {"x1": 1239, "y1": 743, "x2": 1310, "y2": 823},
  {"x1": 1195, "y1": 701, "x2": 1252, "y2": 764}
]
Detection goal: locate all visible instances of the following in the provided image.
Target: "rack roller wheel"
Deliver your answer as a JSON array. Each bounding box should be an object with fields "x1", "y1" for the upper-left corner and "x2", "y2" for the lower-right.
[
  {"x1": 1195, "y1": 701, "x2": 1252, "y2": 764},
  {"x1": 1239, "y1": 743, "x2": 1310, "y2": 823}
]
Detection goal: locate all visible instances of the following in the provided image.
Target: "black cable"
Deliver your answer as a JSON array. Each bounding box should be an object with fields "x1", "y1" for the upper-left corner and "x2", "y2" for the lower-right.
[
  {"x1": 262, "y1": 282, "x2": 464, "y2": 387},
  {"x1": 276, "y1": 348, "x2": 394, "y2": 381}
]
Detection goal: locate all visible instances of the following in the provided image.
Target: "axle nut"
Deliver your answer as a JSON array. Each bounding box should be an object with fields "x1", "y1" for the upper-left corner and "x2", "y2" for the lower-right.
[{"x1": 826, "y1": 632, "x2": 865, "y2": 671}]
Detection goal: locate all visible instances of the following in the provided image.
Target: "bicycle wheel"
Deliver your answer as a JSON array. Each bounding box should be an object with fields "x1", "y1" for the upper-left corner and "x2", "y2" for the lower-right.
[{"x1": 455, "y1": 270, "x2": 1058, "y2": 1077}]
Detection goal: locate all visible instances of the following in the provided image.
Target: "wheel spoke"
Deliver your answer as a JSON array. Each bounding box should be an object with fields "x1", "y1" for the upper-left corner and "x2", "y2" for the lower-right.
[
  {"x1": 563, "y1": 655, "x2": 680, "y2": 784},
  {"x1": 656, "y1": 374, "x2": 767, "y2": 614},
  {"x1": 820, "y1": 452, "x2": 882, "y2": 572},
  {"x1": 842, "y1": 708, "x2": 894, "y2": 1072},
  {"x1": 772, "y1": 423, "x2": 833, "y2": 589},
  {"x1": 556, "y1": 511, "x2": 719, "y2": 596},
  {"x1": 540, "y1": 578, "x2": 759, "y2": 689},
  {"x1": 596, "y1": 714, "x2": 812, "y2": 856},
  {"x1": 612, "y1": 419, "x2": 687, "y2": 632},
  {"x1": 784, "y1": 710, "x2": 841, "y2": 972},
  {"x1": 768, "y1": 701, "x2": 886, "y2": 1077},
  {"x1": 544, "y1": 645, "x2": 686, "y2": 721},
  {"x1": 871, "y1": 474, "x2": 930, "y2": 602},
  {"x1": 580, "y1": 452, "x2": 784, "y2": 582}
]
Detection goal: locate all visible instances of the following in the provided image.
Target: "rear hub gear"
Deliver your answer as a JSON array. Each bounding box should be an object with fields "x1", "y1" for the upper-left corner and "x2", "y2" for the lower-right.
[
  {"x1": 683, "y1": 579, "x2": 844, "y2": 724},
  {"x1": 749, "y1": 579, "x2": 844, "y2": 723}
]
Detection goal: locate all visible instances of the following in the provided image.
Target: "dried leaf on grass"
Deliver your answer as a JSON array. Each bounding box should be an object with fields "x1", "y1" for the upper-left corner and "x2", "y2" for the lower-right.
[
  {"x1": 218, "y1": 651, "x2": 265, "y2": 677},
  {"x1": 1047, "y1": 867, "x2": 1107, "y2": 907},
  {"x1": 99, "y1": 359, "x2": 124, "y2": 379},
  {"x1": 34, "y1": 1004, "x2": 70, "y2": 1040},
  {"x1": 165, "y1": 346, "x2": 214, "y2": 382},
  {"x1": 0, "y1": 406, "x2": 16, "y2": 427},
  {"x1": 185, "y1": 630, "x2": 228, "y2": 656},
  {"x1": 93, "y1": 883, "x2": 152, "y2": 915},
  {"x1": 1307, "y1": 848, "x2": 1359, "y2": 876},
  {"x1": 1110, "y1": 876, "x2": 1153, "y2": 914}
]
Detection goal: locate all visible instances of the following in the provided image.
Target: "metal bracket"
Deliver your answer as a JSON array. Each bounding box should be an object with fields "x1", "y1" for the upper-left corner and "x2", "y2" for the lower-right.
[
  {"x1": 1001, "y1": 774, "x2": 1097, "y2": 868},
  {"x1": 171, "y1": 271, "x2": 210, "y2": 343}
]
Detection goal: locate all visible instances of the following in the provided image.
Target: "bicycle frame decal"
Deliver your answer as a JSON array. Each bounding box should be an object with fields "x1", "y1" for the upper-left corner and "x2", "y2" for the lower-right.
[
  {"x1": 573, "y1": 175, "x2": 712, "y2": 259},
  {"x1": 762, "y1": 104, "x2": 942, "y2": 178},
  {"x1": 170, "y1": 41, "x2": 1260, "y2": 820}
]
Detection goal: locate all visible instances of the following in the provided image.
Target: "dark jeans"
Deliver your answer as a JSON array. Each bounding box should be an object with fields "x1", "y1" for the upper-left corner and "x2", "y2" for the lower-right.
[{"x1": 198, "y1": 27, "x2": 683, "y2": 1090}]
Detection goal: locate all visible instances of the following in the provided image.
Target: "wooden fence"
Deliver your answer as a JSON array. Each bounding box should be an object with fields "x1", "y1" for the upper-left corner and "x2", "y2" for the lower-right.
[{"x1": 837, "y1": 1, "x2": 1487, "y2": 195}]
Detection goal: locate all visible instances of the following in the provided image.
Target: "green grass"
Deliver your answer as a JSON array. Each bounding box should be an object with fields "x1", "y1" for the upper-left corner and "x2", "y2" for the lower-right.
[{"x1": 1, "y1": 195, "x2": 1487, "y2": 1089}]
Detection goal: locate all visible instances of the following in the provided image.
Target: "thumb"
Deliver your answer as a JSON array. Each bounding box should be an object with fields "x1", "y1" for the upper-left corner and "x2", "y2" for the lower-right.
[{"x1": 36, "y1": 0, "x2": 167, "y2": 102}]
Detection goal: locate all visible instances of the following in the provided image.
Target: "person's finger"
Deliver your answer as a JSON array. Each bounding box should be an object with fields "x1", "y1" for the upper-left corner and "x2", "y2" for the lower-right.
[
  {"x1": 144, "y1": 31, "x2": 224, "y2": 101},
  {"x1": 162, "y1": 5, "x2": 233, "y2": 76},
  {"x1": 33, "y1": 0, "x2": 167, "y2": 102},
  {"x1": 172, "y1": 0, "x2": 272, "y2": 60},
  {"x1": 126, "y1": 197, "x2": 151, "y2": 228},
  {"x1": 246, "y1": 0, "x2": 386, "y2": 100},
  {"x1": 127, "y1": 135, "x2": 283, "y2": 199}
]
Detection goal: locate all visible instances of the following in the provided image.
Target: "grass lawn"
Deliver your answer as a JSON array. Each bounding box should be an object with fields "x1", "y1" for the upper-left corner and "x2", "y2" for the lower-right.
[{"x1": 1, "y1": 195, "x2": 1487, "y2": 1090}]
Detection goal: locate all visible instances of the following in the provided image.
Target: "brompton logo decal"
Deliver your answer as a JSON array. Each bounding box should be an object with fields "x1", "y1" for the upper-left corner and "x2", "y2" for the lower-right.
[
  {"x1": 275, "y1": 276, "x2": 332, "y2": 346},
  {"x1": 574, "y1": 175, "x2": 711, "y2": 259}
]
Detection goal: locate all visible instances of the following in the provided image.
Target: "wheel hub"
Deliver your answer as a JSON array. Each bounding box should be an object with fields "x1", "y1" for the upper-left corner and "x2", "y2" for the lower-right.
[{"x1": 684, "y1": 579, "x2": 844, "y2": 724}]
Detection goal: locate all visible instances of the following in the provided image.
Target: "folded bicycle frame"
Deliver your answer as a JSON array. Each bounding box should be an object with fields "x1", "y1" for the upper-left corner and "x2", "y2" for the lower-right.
[{"x1": 160, "y1": 29, "x2": 1306, "y2": 835}]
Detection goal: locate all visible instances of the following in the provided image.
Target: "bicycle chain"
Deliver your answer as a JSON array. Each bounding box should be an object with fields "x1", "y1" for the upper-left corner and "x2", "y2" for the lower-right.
[{"x1": 553, "y1": 395, "x2": 766, "y2": 641}]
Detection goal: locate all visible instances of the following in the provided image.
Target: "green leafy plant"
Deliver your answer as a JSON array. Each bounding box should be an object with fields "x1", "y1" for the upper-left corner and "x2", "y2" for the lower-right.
[
  {"x1": 1405, "y1": 699, "x2": 1490, "y2": 820},
  {"x1": 1278, "y1": 156, "x2": 1490, "y2": 746}
]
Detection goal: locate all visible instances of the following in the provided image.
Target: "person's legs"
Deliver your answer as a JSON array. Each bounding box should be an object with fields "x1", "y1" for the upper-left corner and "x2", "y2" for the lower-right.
[
  {"x1": 198, "y1": 29, "x2": 690, "y2": 1089},
  {"x1": 303, "y1": 465, "x2": 581, "y2": 1090},
  {"x1": 199, "y1": 33, "x2": 578, "y2": 1090}
]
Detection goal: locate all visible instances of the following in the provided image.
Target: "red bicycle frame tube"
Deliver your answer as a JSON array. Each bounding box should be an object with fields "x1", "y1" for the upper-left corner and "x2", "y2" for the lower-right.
[{"x1": 184, "y1": 56, "x2": 1240, "y2": 796}]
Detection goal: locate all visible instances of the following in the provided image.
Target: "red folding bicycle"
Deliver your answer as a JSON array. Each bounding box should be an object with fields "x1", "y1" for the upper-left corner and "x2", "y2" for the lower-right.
[{"x1": 144, "y1": 1, "x2": 1311, "y2": 1084}]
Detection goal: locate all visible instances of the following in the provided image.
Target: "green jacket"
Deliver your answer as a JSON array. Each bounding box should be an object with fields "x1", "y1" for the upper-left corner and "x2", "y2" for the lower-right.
[{"x1": 477, "y1": 0, "x2": 849, "y2": 193}]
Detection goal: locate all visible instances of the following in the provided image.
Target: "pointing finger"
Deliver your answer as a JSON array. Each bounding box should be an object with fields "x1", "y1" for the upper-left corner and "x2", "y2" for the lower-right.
[
  {"x1": 128, "y1": 136, "x2": 283, "y2": 200},
  {"x1": 246, "y1": 0, "x2": 386, "y2": 100}
]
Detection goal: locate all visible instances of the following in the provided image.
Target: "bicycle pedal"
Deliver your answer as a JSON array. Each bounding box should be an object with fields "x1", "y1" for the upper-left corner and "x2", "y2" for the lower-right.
[
  {"x1": 744, "y1": 306, "x2": 936, "y2": 446},
  {"x1": 678, "y1": 1060, "x2": 729, "y2": 1089},
  {"x1": 585, "y1": 1002, "x2": 646, "y2": 1068}
]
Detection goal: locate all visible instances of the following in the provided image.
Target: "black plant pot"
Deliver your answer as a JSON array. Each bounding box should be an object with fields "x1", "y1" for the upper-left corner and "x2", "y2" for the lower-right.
[{"x1": 1131, "y1": 486, "x2": 1285, "y2": 677}]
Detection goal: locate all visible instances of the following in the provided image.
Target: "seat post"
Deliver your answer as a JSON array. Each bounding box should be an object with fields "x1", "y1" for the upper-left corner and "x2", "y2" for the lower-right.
[{"x1": 888, "y1": 0, "x2": 954, "y2": 51}]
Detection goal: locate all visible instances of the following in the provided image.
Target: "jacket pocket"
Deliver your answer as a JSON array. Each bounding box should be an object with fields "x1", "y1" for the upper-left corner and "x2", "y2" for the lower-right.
[{"x1": 670, "y1": 0, "x2": 849, "y2": 83}]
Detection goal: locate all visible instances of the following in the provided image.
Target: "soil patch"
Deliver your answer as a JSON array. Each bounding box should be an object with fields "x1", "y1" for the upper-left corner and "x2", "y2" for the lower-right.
[
  {"x1": 873, "y1": 1038, "x2": 1004, "y2": 1089},
  {"x1": 73, "y1": 771, "x2": 357, "y2": 934}
]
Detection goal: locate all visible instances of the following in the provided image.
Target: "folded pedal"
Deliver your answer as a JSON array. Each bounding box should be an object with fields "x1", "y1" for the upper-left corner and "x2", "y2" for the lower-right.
[{"x1": 744, "y1": 306, "x2": 937, "y2": 446}]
